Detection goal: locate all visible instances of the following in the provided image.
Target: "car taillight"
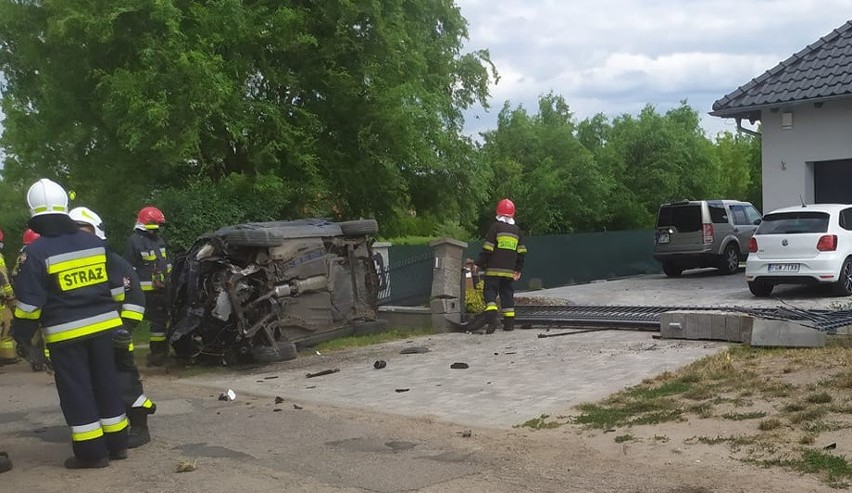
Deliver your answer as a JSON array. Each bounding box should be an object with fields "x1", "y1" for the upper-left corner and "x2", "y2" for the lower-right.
[
  {"x1": 748, "y1": 237, "x2": 758, "y2": 253},
  {"x1": 702, "y1": 223, "x2": 713, "y2": 245},
  {"x1": 817, "y1": 235, "x2": 838, "y2": 252}
]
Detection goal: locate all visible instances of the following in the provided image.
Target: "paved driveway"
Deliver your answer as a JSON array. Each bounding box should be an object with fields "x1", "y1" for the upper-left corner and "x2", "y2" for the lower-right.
[
  {"x1": 524, "y1": 268, "x2": 849, "y2": 310},
  {"x1": 185, "y1": 329, "x2": 725, "y2": 429}
]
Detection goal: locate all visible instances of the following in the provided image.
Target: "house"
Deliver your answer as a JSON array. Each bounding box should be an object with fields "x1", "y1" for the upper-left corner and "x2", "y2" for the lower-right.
[{"x1": 711, "y1": 20, "x2": 852, "y2": 212}]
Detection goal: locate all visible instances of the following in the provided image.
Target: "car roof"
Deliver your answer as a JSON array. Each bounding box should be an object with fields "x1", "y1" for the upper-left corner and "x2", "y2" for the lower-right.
[
  {"x1": 660, "y1": 199, "x2": 752, "y2": 207},
  {"x1": 764, "y1": 203, "x2": 852, "y2": 215}
]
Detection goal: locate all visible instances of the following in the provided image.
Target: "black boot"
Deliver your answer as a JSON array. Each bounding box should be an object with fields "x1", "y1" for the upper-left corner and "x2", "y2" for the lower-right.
[
  {"x1": 484, "y1": 311, "x2": 499, "y2": 334},
  {"x1": 502, "y1": 318, "x2": 515, "y2": 331},
  {"x1": 127, "y1": 409, "x2": 151, "y2": 449},
  {"x1": 64, "y1": 456, "x2": 109, "y2": 469},
  {"x1": 456, "y1": 311, "x2": 489, "y2": 333}
]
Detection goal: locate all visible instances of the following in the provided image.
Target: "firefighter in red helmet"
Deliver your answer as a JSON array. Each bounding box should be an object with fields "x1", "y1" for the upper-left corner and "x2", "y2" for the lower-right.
[
  {"x1": 124, "y1": 206, "x2": 172, "y2": 366},
  {"x1": 470, "y1": 198, "x2": 527, "y2": 334}
]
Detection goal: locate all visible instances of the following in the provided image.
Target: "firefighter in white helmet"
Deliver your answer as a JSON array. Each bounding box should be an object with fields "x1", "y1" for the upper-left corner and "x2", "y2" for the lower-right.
[
  {"x1": 70, "y1": 206, "x2": 155, "y2": 448},
  {"x1": 12, "y1": 179, "x2": 129, "y2": 468}
]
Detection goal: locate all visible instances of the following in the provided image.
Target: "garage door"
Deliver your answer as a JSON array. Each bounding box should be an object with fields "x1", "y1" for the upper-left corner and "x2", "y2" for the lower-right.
[{"x1": 815, "y1": 159, "x2": 852, "y2": 204}]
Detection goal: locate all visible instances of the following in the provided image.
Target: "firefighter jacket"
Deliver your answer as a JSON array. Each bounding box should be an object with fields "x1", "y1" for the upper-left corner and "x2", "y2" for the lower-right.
[
  {"x1": 475, "y1": 219, "x2": 528, "y2": 278},
  {"x1": 12, "y1": 230, "x2": 125, "y2": 346},
  {"x1": 0, "y1": 254, "x2": 14, "y2": 306},
  {"x1": 107, "y1": 248, "x2": 146, "y2": 325},
  {"x1": 124, "y1": 230, "x2": 172, "y2": 292}
]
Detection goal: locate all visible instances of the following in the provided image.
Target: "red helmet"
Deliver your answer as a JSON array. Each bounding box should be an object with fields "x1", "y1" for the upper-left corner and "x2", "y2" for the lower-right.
[
  {"x1": 496, "y1": 198, "x2": 515, "y2": 218},
  {"x1": 137, "y1": 206, "x2": 166, "y2": 230},
  {"x1": 22, "y1": 228, "x2": 40, "y2": 245},
  {"x1": 0, "y1": 227, "x2": 4, "y2": 243}
]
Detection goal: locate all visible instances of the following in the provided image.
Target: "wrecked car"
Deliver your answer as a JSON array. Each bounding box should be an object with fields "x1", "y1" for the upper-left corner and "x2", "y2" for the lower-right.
[{"x1": 169, "y1": 219, "x2": 380, "y2": 364}]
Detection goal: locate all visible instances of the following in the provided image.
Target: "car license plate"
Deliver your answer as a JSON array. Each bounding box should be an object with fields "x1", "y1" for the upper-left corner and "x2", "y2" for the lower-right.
[
  {"x1": 768, "y1": 263, "x2": 799, "y2": 272},
  {"x1": 657, "y1": 233, "x2": 670, "y2": 244}
]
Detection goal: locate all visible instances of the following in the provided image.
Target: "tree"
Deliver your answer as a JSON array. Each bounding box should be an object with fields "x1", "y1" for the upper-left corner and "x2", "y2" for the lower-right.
[
  {"x1": 480, "y1": 93, "x2": 613, "y2": 235},
  {"x1": 0, "y1": 0, "x2": 495, "y2": 238},
  {"x1": 585, "y1": 102, "x2": 722, "y2": 228}
]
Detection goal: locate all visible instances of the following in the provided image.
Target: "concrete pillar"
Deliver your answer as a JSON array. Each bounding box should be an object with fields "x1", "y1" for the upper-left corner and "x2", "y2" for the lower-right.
[{"x1": 429, "y1": 237, "x2": 468, "y2": 332}]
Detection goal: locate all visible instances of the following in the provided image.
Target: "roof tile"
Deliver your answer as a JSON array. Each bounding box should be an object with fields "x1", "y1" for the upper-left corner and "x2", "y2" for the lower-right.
[{"x1": 713, "y1": 20, "x2": 852, "y2": 115}]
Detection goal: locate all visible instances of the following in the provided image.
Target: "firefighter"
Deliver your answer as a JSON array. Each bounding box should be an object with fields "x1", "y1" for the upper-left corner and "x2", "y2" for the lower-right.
[
  {"x1": 473, "y1": 198, "x2": 528, "y2": 334},
  {"x1": 11, "y1": 228, "x2": 51, "y2": 371},
  {"x1": 70, "y1": 206, "x2": 155, "y2": 448},
  {"x1": 124, "y1": 206, "x2": 171, "y2": 367},
  {"x1": 12, "y1": 229, "x2": 41, "y2": 281},
  {"x1": 12, "y1": 178, "x2": 129, "y2": 469},
  {"x1": 0, "y1": 227, "x2": 17, "y2": 363}
]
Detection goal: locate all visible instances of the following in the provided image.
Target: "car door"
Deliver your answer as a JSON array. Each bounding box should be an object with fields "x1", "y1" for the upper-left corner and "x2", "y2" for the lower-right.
[{"x1": 729, "y1": 204, "x2": 758, "y2": 256}]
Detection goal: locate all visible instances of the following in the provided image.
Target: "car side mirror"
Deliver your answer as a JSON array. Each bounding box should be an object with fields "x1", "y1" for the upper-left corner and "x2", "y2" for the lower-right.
[{"x1": 753, "y1": 218, "x2": 762, "y2": 225}]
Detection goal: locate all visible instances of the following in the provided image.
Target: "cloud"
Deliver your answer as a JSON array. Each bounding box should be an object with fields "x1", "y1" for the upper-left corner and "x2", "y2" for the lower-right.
[{"x1": 457, "y1": 0, "x2": 852, "y2": 138}]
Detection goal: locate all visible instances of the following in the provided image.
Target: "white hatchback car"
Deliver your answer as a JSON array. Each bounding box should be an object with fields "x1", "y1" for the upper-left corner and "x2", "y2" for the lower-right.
[{"x1": 745, "y1": 203, "x2": 852, "y2": 297}]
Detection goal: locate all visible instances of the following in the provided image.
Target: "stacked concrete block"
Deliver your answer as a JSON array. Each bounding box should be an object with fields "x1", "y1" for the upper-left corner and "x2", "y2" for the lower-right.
[
  {"x1": 659, "y1": 310, "x2": 826, "y2": 348},
  {"x1": 660, "y1": 310, "x2": 752, "y2": 343}
]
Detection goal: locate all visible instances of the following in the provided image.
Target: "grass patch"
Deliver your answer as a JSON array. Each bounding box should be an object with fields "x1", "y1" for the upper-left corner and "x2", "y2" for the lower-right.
[
  {"x1": 312, "y1": 328, "x2": 433, "y2": 353},
  {"x1": 721, "y1": 411, "x2": 767, "y2": 421},
  {"x1": 789, "y1": 407, "x2": 828, "y2": 424},
  {"x1": 571, "y1": 344, "x2": 852, "y2": 487},
  {"x1": 131, "y1": 321, "x2": 150, "y2": 345},
  {"x1": 795, "y1": 449, "x2": 852, "y2": 485},
  {"x1": 614, "y1": 434, "x2": 634, "y2": 443},
  {"x1": 516, "y1": 414, "x2": 562, "y2": 430},
  {"x1": 687, "y1": 402, "x2": 714, "y2": 418},
  {"x1": 782, "y1": 402, "x2": 807, "y2": 413},
  {"x1": 689, "y1": 434, "x2": 760, "y2": 449},
  {"x1": 805, "y1": 392, "x2": 833, "y2": 404}
]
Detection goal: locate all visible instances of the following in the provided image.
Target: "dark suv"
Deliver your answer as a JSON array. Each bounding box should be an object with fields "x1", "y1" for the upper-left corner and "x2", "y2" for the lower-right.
[{"x1": 654, "y1": 200, "x2": 762, "y2": 277}]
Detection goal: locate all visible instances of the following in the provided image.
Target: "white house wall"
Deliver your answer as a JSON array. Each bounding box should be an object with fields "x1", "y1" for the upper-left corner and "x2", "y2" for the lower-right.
[{"x1": 761, "y1": 98, "x2": 852, "y2": 212}]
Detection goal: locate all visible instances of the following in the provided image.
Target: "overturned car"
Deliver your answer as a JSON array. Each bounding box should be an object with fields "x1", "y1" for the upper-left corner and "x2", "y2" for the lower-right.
[{"x1": 169, "y1": 219, "x2": 381, "y2": 364}]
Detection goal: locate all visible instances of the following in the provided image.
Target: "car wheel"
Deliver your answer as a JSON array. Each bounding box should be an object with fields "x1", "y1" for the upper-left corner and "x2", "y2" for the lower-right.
[
  {"x1": 834, "y1": 257, "x2": 852, "y2": 296},
  {"x1": 748, "y1": 280, "x2": 773, "y2": 297},
  {"x1": 718, "y1": 243, "x2": 740, "y2": 275},
  {"x1": 338, "y1": 219, "x2": 379, "y2": 235},
  {"x1": 662, "y1": 262, "x2": 683, "y2": 278}
]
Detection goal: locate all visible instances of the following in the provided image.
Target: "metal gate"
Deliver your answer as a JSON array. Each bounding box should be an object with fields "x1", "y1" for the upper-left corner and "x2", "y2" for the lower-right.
[{"x1": 376, "y1": 246, "x2": 434, "y2": 307}]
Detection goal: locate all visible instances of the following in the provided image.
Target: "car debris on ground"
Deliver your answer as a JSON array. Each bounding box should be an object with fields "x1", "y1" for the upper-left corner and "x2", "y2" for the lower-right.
[{"x1": 305, "y1": 368, "x2": 339, "y2": 378}]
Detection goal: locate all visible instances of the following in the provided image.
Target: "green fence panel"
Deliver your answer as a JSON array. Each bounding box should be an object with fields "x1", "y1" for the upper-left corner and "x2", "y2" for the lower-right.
[{"x1": 462, "y1": 230, "x2": 660, "y2": 290}]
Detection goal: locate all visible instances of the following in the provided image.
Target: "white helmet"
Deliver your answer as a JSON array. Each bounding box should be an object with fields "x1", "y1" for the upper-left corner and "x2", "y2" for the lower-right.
[
  {"x1": 69, "y1": 206, "x2": 106, "y2": 240},
  {"x1": 27, "y1": 178, "x2": 69, "y2": 217}
]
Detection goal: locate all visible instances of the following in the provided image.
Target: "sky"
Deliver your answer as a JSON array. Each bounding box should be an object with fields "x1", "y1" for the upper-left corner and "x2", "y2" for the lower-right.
[{"x1": 455, "y1": 0, "x2": 852, "y2": 140}]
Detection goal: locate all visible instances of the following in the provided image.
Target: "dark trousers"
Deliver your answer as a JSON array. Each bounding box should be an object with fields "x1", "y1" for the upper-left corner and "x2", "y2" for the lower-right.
[
  {"x1": 113, "y1": 328, "x2": 154, "y2": 412},
  {"x1": 483, "y1": 276, "x2": 515, "y2": 318},
  {"x1": 144, "y1": 290, "x2": 169, "y2": 354},
  {"x1": 50, "y1": 332, "x2": 129, "y2": 461}
]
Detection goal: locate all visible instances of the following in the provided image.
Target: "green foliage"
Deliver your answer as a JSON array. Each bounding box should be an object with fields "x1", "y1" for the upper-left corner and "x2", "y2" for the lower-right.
[
  {"x1": 0, "y1": 0, "x2": 495, "y2": 239},
  {"x1": 480, "y1": 93, "x2": 614, "y2": 235},
  {"x1": 465, "y1": 280, "x2": 485, "y2": 314},
  {"x1": 311, "y1": 328, "x2": 434, "y2": 353},
  {"x1": 152, "y1": 173, "x2": 297, "y2": 250},
  {"x1": 515, "y1": 414, "x2": 563, "y2": 430}
]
